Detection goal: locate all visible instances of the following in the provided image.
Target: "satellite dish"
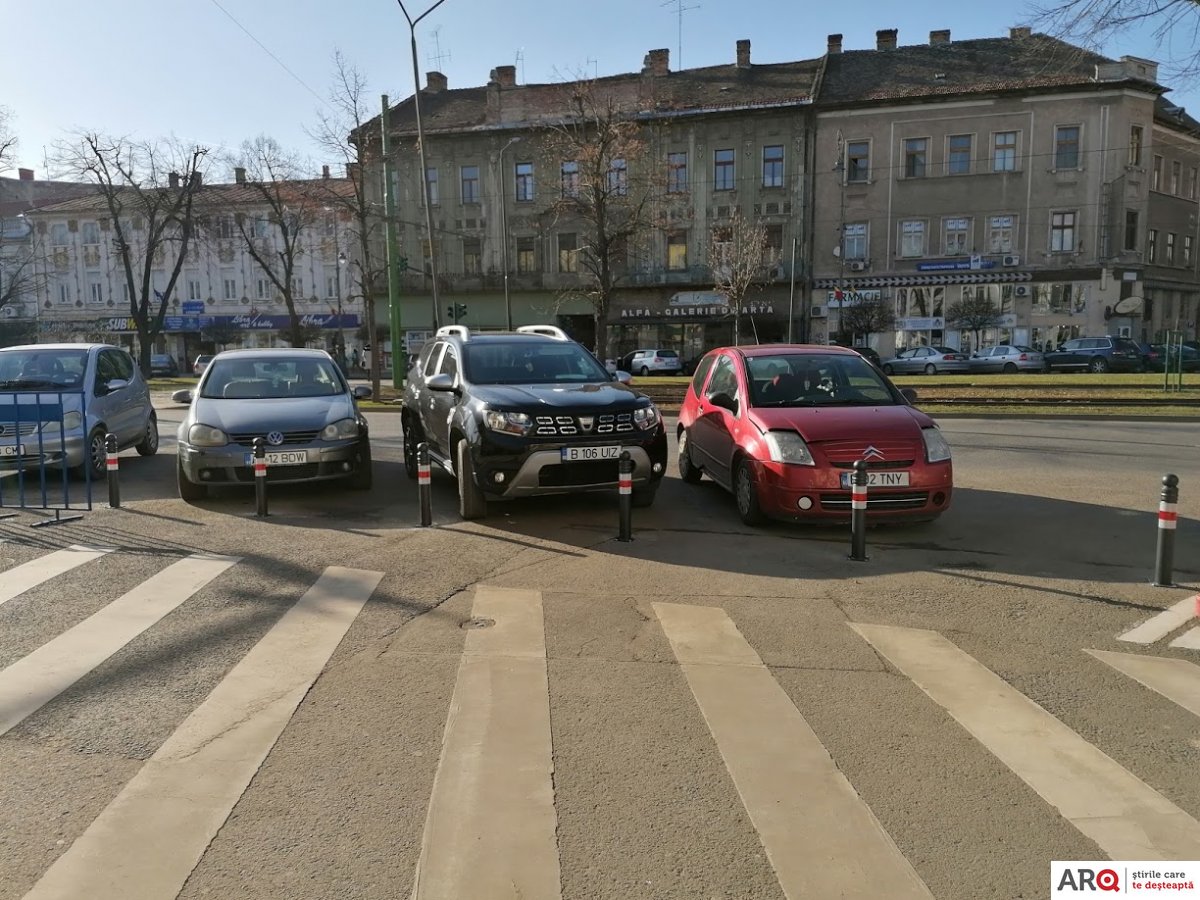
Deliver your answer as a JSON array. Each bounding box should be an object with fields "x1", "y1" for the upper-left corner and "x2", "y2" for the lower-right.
[{"x1": 1112, "y1": 295, "x2": 1144, "y2": 315}]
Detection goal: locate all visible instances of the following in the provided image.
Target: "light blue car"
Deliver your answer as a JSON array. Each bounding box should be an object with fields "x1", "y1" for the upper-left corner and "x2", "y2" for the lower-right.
[{"x1": 0, "y1": 343, "x2": 158, "y2": 480}]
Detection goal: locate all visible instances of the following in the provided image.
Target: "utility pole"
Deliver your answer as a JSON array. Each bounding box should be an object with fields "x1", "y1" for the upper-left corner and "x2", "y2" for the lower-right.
[{"x1": 382, "y1": 94, "x2": 404, "y2": 389}]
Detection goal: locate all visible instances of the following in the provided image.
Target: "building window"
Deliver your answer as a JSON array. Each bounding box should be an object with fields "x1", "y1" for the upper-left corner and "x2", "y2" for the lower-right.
[
  {"x1": 899, "y1": 220, "x2": 926, "y2": 257},
  {"x1": 1190, "y1": 167, "x2": 1198, "y2": 200},
  {"x1": 1166, "y1": 232, "x2": 1177, "y2": 264},
  {"x1": 1185, "y1": 235, "x2": 1194, "y2": 266},
  {"x1": 561, "y1": 161, "x2": 579, "y2": 198},
  {"x1": 712, "y1": 228, "x2": 732, "y2": 272},
  {"x1": 516, "y1": 237, "x2": 536, "y2": 274},
  {"x1": 223, "y1": 273, "x2": 238, "y2": 300},
  {"x1": 667, "y1": 230, "x2": 688, "y2": 270},
  {"x1": 607, "y1": 158, "x2": 627, "y2": 196},
  {"x1": 425, "y1": 167, "x2": 439, "y2": 206},
  {"x1": 762, "y1": 145, "x2": 784, "y2": 188},
  {"x1": 325, "y1": 271, "x2": 339, "y2": 299},
  {"x1": 461, "y1": 166, "x2": 480, "y2": 204},
  {"x1": 1054, "y1": 125, "x2": 1080, "y2": 169},
  {"x1": 1153, "y1": 155, "x2": 1163, "y2": 191},
  {"x1": 714, "y1": 148, "x2": 735, "y2": 191},
  {"x1": 987, "y1": 215, "x2": 1016, "y2": 253},
  {"x1": 463, "y1": 238, "x2": 481, "y2": 275},
  {"x1": 944, "y1": 217, "x2": 970, "y2": 255},
  {"x1": 992, "y1": 132, "x2": 1017, "y2": 172},
  {"x1": 1148, "y1": 228, "x2": 1157, "y2": 263},
  {"x1": 1050, "y1": 211, "x2": 1076, "y2": 253},
  {"x1": 81, "y1": 222, "x2": 101, "y2": 245},
  {"x1": 1124, "y1": 210, "x2": 1139, "y2": 252},
  {"x1": 763, "y1": 224, "x2": 783, "y2": 266},
  {"x1": 88, "y1": 281, "x2": 104, "y2": 305},
  {"x1": 515, "y1": 162, "x2": 534, "y2": 202},
  {"x1": 292, "y1": 277, "x2": 304, "y2": 299},
  {"x1": 903, "y1": 138, "x2": 928, "y2": 178},
  {"x1": 947, "y1": 135, "x2": 972, "y2": 175},
  {"x1": 50, "y1": 223, "x2": 69, "y2": 247},
  {"x1": 558, "y1": 233, "x2": 578, "y2": 272},
  {"x1": 256, "y1": 278, "x2": 270, "y2": 300},
  {"x1": 1171, "y1": 160, "x2": 1182, "y2": 195},
  {"x1": 187, "y1": 279, "x2": 202, "y2": 301},
  {"x1": 667, "y1": 152, "x2": 688, "y2": 193},
  {"x1": 57, "y1": 281, "x2": 71, "y2": 304},
  {"x1": 846, "y1": 140, "x2": 870, "y2": 182},
  {"x1": 1129, "y1": 125, "x2": 1143, "y2": 166},
  {"x1": 842, "y1": 223, "x2": 868, "y2": 260}
]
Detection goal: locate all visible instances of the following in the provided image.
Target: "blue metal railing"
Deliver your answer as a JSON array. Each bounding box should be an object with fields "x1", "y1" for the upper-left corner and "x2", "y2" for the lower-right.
[{"x1": 0, "y1": 389, "x2": 92, "y2": 522}]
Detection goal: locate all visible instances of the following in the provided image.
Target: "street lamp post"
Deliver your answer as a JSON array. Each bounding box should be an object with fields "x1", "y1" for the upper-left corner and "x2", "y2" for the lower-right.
[
  {"x1": 336, "y1": 251, "x2": 347, "y2": 369},
  {"x1": 498, "y1": 136, "x2": 522, "y2": 331}
]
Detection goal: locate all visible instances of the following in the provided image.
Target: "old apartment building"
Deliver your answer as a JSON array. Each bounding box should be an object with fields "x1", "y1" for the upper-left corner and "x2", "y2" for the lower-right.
[{"x1": 362, "y1": 25, "x2": 1199, "y2": 360}]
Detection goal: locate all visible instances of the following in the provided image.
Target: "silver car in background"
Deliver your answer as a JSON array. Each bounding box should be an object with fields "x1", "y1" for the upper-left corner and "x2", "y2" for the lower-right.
[
  {"x1": 967, "y1": 345, "x2": 1046, "y2": 374},
  {"x1": 879, "y1": 346, "x2": 970, "y2": 375}
]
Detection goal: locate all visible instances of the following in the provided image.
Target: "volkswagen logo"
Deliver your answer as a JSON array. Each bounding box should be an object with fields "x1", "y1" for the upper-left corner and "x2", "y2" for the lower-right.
[
  {"x1": 266, "y1": 431, "x2": 285, "y2": 447},
  {"x1": 862, "y1": 445, "x2": 885, "y2": 461}
]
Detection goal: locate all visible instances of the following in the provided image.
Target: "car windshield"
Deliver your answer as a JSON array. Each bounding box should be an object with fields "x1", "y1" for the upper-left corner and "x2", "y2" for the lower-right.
[
  {"x1": 0, "y1": 349, "x2": 88, "y2": 390},
  {"x1": 463, "y1": 341, "x2": 611, "y2": 385},
  {"x1": 656, "y1": 350, "x2": 679, "y2": 358},
  {"x1": 747, "y1": 353, "x2": 898, "y2": 407},
  {"x1": 200, "y1": 357, "x2": 347, "y2": 400}
]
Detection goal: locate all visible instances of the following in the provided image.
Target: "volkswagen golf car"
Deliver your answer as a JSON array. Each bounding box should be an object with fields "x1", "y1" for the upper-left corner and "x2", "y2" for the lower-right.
[
  {"x1": 677, "y1": 345, "x2": 953, "y2": 524},
  {"x1": 173, "y1": 348, "x2": 372, "y2": 501}
]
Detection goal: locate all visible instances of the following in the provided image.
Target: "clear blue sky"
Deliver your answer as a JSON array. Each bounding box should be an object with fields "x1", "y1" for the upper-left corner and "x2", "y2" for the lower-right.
[{"x1": 3, "y1": 0, "x2": 1197, "y2": 177}]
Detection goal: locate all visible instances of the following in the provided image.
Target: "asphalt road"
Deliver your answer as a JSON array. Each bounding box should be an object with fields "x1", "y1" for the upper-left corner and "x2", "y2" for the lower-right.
[{"x1": 1, "y1": 407, "x2": 1199, "y2": 899}]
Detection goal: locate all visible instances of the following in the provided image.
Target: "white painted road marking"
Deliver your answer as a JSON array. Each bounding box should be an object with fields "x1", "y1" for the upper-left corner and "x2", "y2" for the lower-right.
[
  {"x1": 0, "y1": 553, "x2": 240, "y2": 736},
  {"x1": 0, "y1": 545, "x2": 110, "y2": 608},
  {"x1": 1087, "y1": 649, "x2": 1200, "y2": 719},
  {"x1": 655, "y1": 603, "x2": 933, "y2": 900},
  {"x1": 1169, "y1": 628, "x2": 1200, "y2": 651},
  {"x1": 853, "y1": 623, "x2": 1200, "y2": 859},
  {"x1": 412, "y1": 586, "x2": 561, "y2": 900},
  {"x1": 1118, "y1": 596, "x2": 1198, "y2": 645},
  {"x1": 22, "y1": 566, "x2": 382, "y2": 900}
]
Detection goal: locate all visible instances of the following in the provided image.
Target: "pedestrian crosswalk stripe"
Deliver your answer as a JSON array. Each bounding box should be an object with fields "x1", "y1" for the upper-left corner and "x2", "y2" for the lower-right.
[
  {"x1": 1118, "y1": 596, "x2": 1197, "y2": 645},
  {"x1": 1086, "y1": 649, "x2": 1200, "y2": 720},
  {"x1": 1169, "y1": 628, "x2": 1200, "y2": 651},
  {"x1": 852, "y1": 623, "x2": 1200, "y2": 860},
  {"x1": 412, "y1": 586, "x2": 561, "y2": 900},
  {"x1": 0, "y1": 552, "x2": 240, "y2": 737},
  {"x1": 0, "y1": 545, "x2": 110, "y2": 608},
  {"x1": 655, "y1": 603, "x2": 934, "y2": 900},
  {"x1": 22, "y1": 566, "x2": 382, "y2": 900}
]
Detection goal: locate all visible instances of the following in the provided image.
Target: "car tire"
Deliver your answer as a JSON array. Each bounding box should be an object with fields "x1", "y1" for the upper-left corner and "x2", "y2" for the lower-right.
[
  {"x1": 924, "y1": 364, "x2": 937, "y2": 375},
  {"x1": 640, "y1": 366, "x2": 651, "y2": 376},
  {"x1": 177, "y1": 456, "x2": 207, "y2": 501},
  {"x1": 402, "y1": 412, "x2": 423, "y2": 480},
  {"x1": 677, "y1": 429, "x2": 703, "y2": 484},
  {"x1": 734, "y1": 458, "x2": 765, "y2": 526},
  {"x1": 456, "y1": 440, "x2": 488, "y2": 520},
  {"x1": 135, "y1": 413, "x2": 159, "y2": 456},
  {"x1": 882, "y1": 364, "x2": 894, "y2": 375},
  {"x1": 348, "y1": 440, "x2": 373, "y2": 490},
  {"x1": 1002, "y1": 362, "x2": 1018, "y2": 374},
  {"x1": 1089, "y1": 357, "x2": 1110, "y2": 373},
  {"x1": 70, "y1": 426, "x2": 108, "y2": 482}
]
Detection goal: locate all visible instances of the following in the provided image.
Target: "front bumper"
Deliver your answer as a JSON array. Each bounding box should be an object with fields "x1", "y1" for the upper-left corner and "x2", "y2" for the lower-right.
[
  {"x1": 0, "y1": 434, "x2": 86, "y2": 470},
  {"x1": 751, "y1": 458, "x2": 953, "y2": 522},
  {"x1": 178, "y1": 439, "x2": 367, "y2": 486}
]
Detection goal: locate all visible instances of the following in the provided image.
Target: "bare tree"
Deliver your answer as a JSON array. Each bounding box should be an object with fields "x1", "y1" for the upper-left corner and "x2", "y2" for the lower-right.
[
  {"x1": 542, "y1": 80, "x2": 664, "y2": 360},
  {"x1": 0, "y1": 217, "x2": 43, "y2": 315},
  {"x1": 946, "y1": 293, "x2": 1002, "y2": 350},
  {"x1": 54, "y1": 134, "x2": 209, "y2": 375},
  {"x1": 228, "y1": 135, "x2": 323, "y2": 348},
  {"x1": 200, "y1": 320, "x2": 246, "y2": 351},
  {"x1": 310, "y1": 51, "x2": 389, "y2": 396},
  {"x1": 709, "y1": 210, "x2": 772, "y2": 345},
  {"x1": 0, "y1": 107, "x2": 16, "y2": 174},
  {"x1": 837, "y1": 296, "x2": 897, "y2": 347}
]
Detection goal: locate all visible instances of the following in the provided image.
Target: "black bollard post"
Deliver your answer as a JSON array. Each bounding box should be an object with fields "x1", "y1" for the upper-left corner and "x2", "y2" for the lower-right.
[
  {"x1": 417, "y1": 441, "x2": 432, "y2": 527},
  {"x1": 849, "y1": 459, "x2": 868, "y2": 562},
  {"x1": 617, "y1": 450, "x2": 633, "y2": 542},
  {"x1": 253, "y1": 437, "x2": 268, "y2": 518},
  {"x1": 1153, "y1": 473, "x2": 1179, "y2": 587},
  {"x1": 104, "y1": 433, "x2": 120, "y2": 509}
]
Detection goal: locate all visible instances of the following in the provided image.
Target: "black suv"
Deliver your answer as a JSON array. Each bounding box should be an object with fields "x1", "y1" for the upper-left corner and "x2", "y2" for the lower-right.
[
  {"x1": 1043, "y1": 336, "x2": 1145, "y2": 373},
  {"x1": 402, "y1": 325, "x2": 668, "y2": 519}
]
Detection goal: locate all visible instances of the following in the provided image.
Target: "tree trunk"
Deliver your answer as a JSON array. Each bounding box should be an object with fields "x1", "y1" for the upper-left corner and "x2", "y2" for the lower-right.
[
  {"x1": 367, "y1": 294, "x2": 380, "y2": 398},
  {"x1": 138, "y1": 333, "x2": 154, "y2": 379},
  {"x1": 593, "y1": 307, "x2": 609, "y2": 361}
]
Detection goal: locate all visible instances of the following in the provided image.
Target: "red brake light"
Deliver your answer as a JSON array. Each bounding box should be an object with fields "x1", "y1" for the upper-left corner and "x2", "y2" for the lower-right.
[{"x1": 1018, "y1": 353, "x2": 1027, "y2": 360}]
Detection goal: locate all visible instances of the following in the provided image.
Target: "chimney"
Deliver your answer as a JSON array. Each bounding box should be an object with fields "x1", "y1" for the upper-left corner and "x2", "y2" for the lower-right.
[
  {"x1": 168, "y1": 171, "x2": 180, "y2": 189},
  {"x1": 643, "y1": 48, "x2": 670, "y2": 76},
  {"x1": 930, "y1": 29, "x2": 951, "y2": 45},
  {"x1": 736, "y1": 39, "x2": 751, "y2": 68},
  {"x1": 876, "y1": 29, "x2": 898, "y2": 51},
  {"x1": 827, "y1": 34, "x2": 843, "y2": 55},
  {"x1": 189, "y1": 172, "x2": 202, "y2": 188},
  {"x1": 425, "y1": 71, "x2": 448, "y2": 92},
  {"x1": 234, "y1": 166, "x2": 246, "y2": 184},
  {"x1": 322, "y1": 164, "x2": 331, "y2": 179},
  {"x1": 490, "y1": 65, "x2": 517, "y2": 87},
  {"x1": 17, "y1": 168, "x2": 34, "y2": 182},
  {"x1": 1010, "y1": 26, "x2": 1032, "y2": 39}
]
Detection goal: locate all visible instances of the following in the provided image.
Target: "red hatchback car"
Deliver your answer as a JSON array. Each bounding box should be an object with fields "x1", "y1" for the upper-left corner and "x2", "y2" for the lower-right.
[{"x1": 677, "y1": 345, "x2": 953, "y2": 524}]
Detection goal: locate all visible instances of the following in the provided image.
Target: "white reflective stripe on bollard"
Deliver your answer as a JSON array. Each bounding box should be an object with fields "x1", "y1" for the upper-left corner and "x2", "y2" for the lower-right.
[
  {"x1": 253, "y1": 463, "x2": 267, "y2": 477},
  {"x1": 618, "y1": 479, "x2": 632, "y2": 496},
  {"x1": 417, "y1": 465, "x2": 431, "y2": 485},
  {"x1": 105, "y1": 454, "x2": 118, "y2": 470},
  {"x1": 1159, "y1": 501, "x2": 1178, "y2": 530}
]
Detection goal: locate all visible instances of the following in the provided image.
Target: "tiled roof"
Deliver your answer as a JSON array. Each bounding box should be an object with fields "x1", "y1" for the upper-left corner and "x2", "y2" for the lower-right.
[
  {"x1": 1155, "y1": 95, "x2": 1200, "y2": 137},
  {"x1": 24, "y1": 177, "x2": 354, "y2": 216},
  {"x1": 818, "y1": 33, "x2": 1155, "y2": 107}
]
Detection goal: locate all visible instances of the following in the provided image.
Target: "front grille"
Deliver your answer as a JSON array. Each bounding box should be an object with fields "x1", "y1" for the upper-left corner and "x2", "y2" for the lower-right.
[
  {"x1": 231, "y1": 463, "x2": 321, "y2": 483},
  {"x1": 830, "y1": 458, "x2": 915, "y2": 470},
  {"x1": 533, "y1": 412, "x2": 635, "y2": 438},
  {"x1": 820, "y1": 491, "x2": 930, "y2": 511},
  {"x1": 820, "y1": 439, "x2": 918, "y2": 469},
  {"x1": 0, "y1": 423, "x2": 41, "y2": 437},
  {"x1": 230, "y1": 430, "x2": 320, "y2": 447},
  {"x1": 538, "y1": 460, "x2": 620, "y2": 487}
]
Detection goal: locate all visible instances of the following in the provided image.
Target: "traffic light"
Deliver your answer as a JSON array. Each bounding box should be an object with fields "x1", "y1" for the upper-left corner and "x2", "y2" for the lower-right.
[{"x1": 447, "y1": 303, "x2": 467, "y2": 323}]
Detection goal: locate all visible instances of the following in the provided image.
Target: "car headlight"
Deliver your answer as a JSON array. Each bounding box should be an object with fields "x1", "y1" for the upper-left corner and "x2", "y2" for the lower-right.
[
  {"x1": 763, "y1": 431, "x2": 815, "y2": 466},
  {"x1": 321, "y1": 418, "x2": 359, "y2": 441},
  {"x1": 188, "y1": 424, "x2": 228, "y2": 447},
  {"x1": 633, "y1": 405, "x2": 661, "y2": 430},
  {"x1": 62, "y1": 411, "x2": 82, "y2": 430},
  {"x1": 922, "y1": 427, "x2": 952, "y2": 462},
  {"x1": 483, "y1": 410, "x2": 532, "y2": 436}
]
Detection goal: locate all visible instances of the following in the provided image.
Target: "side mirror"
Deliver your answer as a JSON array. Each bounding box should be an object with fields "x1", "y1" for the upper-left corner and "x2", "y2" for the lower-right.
[
  {"x1": 709, "y1": 391, "x2": 738, "y2": 414},
  {"x1": 426, "y1": 373, "x2": 456, "y2": 393},
  {"x1": 100, "y1": 378, "x2": 129, "y2": 395},
  {"x1": 171, "y1": 389, "x2": 194, "y2": 404},
  {"x1": 352, "y1": 385, "x2": 373, "y2": 400},
  {"x1": 613, "y1": 370, "x2": 632, "y2": 385},
  {"x1": 900, "y1": 387, "x2": 918, "y2": 404}
]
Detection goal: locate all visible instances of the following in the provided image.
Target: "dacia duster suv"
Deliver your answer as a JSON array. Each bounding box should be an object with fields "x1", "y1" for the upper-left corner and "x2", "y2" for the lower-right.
[{"x1": 402, "y1": 325, "x2": 667, "y2": 519}]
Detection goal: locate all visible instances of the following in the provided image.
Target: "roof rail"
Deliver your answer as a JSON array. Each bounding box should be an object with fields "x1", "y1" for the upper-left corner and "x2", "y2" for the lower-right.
[
  {"x1": 516, "y1": 324, "x2": 569, "y2": 341},
  {"x1": 437, "y1": 325, "x2": 471, "y2": 341}
]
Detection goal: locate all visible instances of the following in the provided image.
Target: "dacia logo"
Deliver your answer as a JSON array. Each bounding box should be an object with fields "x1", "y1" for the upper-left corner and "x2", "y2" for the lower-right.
[{"x1": 578, "y1": 416, "x2": 594, "y2": 432}]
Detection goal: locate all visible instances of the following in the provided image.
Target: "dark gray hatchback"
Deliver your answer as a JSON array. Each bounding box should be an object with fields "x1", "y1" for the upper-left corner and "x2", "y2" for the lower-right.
[{"x1": 1043, "y1": 336, "x2": 1145, "y2": 373}]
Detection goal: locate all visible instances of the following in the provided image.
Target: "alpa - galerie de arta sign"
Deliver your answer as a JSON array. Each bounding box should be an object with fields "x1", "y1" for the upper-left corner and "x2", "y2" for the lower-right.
[{"x1": 620, "y1": 291, "x2": 776, "y2": 319}]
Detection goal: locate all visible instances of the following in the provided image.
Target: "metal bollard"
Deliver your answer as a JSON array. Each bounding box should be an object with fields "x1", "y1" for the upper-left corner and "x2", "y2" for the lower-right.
[
  {"x1": 617, "y1": 450, "x2": 633, "y2": 542},
  {"x1": 253, "y1": 437, "x2": 268, "y2": 518},
  {"x1": 104, "y1": 433, "x2": 120, "y2": 509},
  {"x1": 417, "y1": 441, "x2": 432, "y2": 527},
  {"x1": 1153, "y1": 473, "x2": 1179, "y2": 587},
  {"x1": 849, "y1": 459, "x2": 868, "y2": 561}
]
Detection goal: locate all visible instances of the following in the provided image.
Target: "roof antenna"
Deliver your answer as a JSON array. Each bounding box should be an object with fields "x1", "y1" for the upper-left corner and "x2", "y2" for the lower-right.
[
  {"x1": 427, "y1": 25, "x2": 452, "y2": 71},
  {"x1": 586, "y1": 56, "x2": 598, "y2": 79},
  {"x1": 515, "y1": 47, "x2": 525, "y2": 84},
  {"x1": 661, "y1": 0, "x2": 700, "y2": 69}
]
